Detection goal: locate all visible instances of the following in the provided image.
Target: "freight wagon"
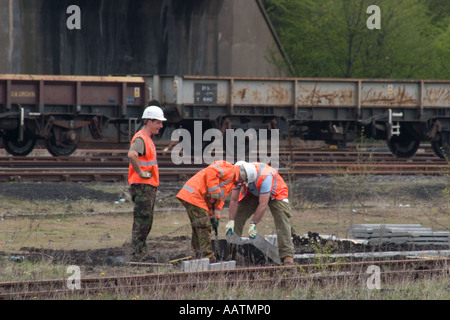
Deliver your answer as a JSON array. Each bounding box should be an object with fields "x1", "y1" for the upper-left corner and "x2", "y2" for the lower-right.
[{"x1": 1, "y1": 74, "x2": 449, "y2": 158}]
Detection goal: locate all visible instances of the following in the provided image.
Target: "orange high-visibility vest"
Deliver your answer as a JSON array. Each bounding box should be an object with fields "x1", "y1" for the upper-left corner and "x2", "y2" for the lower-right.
[
  {"x1": 176, "y1": 160, "x2": 240, "y2": 218},
  {"x1": 128, "y1": 130, "x2": 159, "y2": 186},
  {"x1": 238, "y1": 162, "x2": 288, "y2": 201}
]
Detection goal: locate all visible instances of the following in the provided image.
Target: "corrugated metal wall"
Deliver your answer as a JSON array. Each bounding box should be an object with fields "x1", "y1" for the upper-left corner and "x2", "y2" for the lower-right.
[{"x1": 0, "y1": 0, "x2": 289, "y2": 77}]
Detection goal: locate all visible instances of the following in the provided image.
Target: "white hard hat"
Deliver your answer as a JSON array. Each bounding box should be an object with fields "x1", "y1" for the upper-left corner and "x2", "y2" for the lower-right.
[
  {"x1": 235, "y1": 161, "x2": 257, "y2": 184},
  {"x1": 142, "y1": 105, "x2": 167, "y2": 121}
]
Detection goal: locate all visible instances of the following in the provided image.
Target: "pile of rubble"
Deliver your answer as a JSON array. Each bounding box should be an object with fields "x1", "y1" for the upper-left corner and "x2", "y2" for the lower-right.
[{"x1": 219, "y1": 224, "x2": 450, "y2": 266}]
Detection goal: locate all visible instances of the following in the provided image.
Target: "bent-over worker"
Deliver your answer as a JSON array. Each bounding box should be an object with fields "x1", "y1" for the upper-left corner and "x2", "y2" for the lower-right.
[
  {"x1": 225, "y1": 161, "x2": 295, "y2": 266},
  {"x1": 176, "y1": 160, "x2": 247, "y2": 262}
]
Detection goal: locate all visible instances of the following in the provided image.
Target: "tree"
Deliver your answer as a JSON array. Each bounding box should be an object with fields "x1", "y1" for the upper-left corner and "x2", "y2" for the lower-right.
[{"x1": 263, "y1": 0, "x2": 450, "y2": 79}]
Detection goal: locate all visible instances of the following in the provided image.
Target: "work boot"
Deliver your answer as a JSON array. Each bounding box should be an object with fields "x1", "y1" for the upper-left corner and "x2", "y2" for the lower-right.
[
  {"x1": 283, "y1": 256, "x2": 294, "y2": 266},
  {"x1": 131, "y1": 248, "x2": 150, "y2": 262}
]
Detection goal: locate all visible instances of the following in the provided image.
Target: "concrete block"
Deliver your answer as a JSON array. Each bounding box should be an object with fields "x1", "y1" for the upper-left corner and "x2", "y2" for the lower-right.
[
  {"x1": 265, "y1": 235, "x2": 278, "y2": 246},
  {"x1": 208, "y1": 262, "x2": 223, "y2": 271},
  {"x1": 226, "y1": 233, "x2": 281, "y2": 265},
  {"x1": 181, "y1": 261, "x2": 189, "y2": 272},
  {"x1": 227, "y1": 260, "x2": 236, "y2": 269},
  {"x1": 181, "y1": 258, "x2": 210, "y2": 272},
  {"x1": 208, "y1": 260, "x2": 236, "y2": 271}
]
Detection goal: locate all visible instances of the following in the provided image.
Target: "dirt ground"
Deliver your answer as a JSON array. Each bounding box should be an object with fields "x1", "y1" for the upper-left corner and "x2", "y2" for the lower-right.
[{"x1": 0, "y1": 175, "x2": 449, "y2": 268}]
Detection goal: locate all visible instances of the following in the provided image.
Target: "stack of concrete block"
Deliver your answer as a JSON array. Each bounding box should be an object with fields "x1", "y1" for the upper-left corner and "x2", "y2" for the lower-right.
[
  {"x1": 181, "y1": 258, "x2": 236, "y2": 272},
  {"x1": 349, "y1": 224, "x2": 450, "y2": 245}
]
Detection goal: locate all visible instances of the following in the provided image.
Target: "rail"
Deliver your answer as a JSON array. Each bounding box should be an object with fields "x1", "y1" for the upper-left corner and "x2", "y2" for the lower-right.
[
  {"x1": 0, "y1": 257, "x2": 448, "y2": 300},
  {"x1": 1, "y1": 148, "x2": 449, "y2": 182}
]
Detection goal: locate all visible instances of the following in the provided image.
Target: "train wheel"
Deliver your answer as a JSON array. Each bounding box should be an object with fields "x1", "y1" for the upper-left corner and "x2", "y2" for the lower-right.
[
  {"x1": 3, "y1": 133, "x2": 36, "y2": 156},
  {"x1": 431, "y1": 132, "x2": 450, "y2": 159},
  {"x1": 45, "y1": 129, "x2": 78, "y2": 156},
  {"x1": 387, "y1": 133, "x2": 420, "y2": 158}
]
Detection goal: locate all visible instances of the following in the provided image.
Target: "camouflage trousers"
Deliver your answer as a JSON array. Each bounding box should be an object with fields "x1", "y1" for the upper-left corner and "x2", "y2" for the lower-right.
[
  {"x1": 130, "y1": 183, "x2": 157, "y2": 257},
  {"x1": 234, "y1": 194, "x2": 295, "y2": 260},
  {"x1": 178, "y1": 199, "x2": 216, "y2": 262}
]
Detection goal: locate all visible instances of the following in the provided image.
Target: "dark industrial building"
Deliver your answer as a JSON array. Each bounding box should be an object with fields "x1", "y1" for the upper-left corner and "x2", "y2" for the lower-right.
[{"x1": 0, "y1": 0, "x2": 291, "y2": 77}]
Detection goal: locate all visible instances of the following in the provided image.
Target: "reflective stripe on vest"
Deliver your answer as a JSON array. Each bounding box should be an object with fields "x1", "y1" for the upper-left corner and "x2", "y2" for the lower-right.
[
  {"x1": 139, "y1": 160, "x2": 158, "y2": 166},
  {"x1": 207, "y1": 175, "x2": 233, "y2": 200}
]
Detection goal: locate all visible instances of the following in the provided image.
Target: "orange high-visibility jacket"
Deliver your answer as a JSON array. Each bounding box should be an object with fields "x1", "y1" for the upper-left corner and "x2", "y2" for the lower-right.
[
  {"x1": 128, "y1": 130, "x2": 159, "y2": 187},
  {"x1": 238, "y1": 162, "x2": 288, "y2": 201},
  {"x1": 176, "y1": 160, "x2": 240, "y2": 218}
]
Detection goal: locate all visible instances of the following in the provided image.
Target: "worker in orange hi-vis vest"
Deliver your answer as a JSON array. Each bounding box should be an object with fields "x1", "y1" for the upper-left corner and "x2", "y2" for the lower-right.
[
  {"x1": 226, "y1": 162, "x2": 295, "y2": 266},
  {"x1": 128, "y1": 104, "x2": 166, "y2": 260},
  {"x1": 176, "y1": 160, "x2": 247, "y2": 262}
]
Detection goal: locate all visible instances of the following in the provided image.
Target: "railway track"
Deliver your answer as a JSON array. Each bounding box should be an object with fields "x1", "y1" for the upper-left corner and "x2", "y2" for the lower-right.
[
  {"x1": 0, "y1": 257, "x2": 448, "y2": 300},
  {"x1": 0, "y1": 148, "x2": 449, "y2": 182}
]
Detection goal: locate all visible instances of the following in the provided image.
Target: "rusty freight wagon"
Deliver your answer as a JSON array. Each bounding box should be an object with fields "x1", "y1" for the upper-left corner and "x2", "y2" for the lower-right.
[
  {"x1": 1, "y1": 74, "x2": 450, "y2": 158},
  {"x1": 0, "y1": 74, "x2": 148, "y2": 156}
]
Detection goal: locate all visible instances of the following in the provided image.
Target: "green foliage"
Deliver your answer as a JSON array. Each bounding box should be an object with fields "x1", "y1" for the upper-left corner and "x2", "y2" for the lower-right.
[{"x1": 263, "y1": 0, "x2": 450, "y2": 79}]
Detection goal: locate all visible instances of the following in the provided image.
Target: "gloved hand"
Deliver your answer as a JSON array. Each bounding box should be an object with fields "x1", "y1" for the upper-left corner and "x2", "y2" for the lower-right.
[
  {"x1": 225, "y1": 220, "x2": 235, "y2": 235},
  {"x1": 248, "y1": 222, "x2": 257, "y2": 239},
  {"x1": 210, "y1": 216, "x2": 219, "y2": 231},
  {"x1": 138, "y1": 170, "x2": 152, "y2": 179}
]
